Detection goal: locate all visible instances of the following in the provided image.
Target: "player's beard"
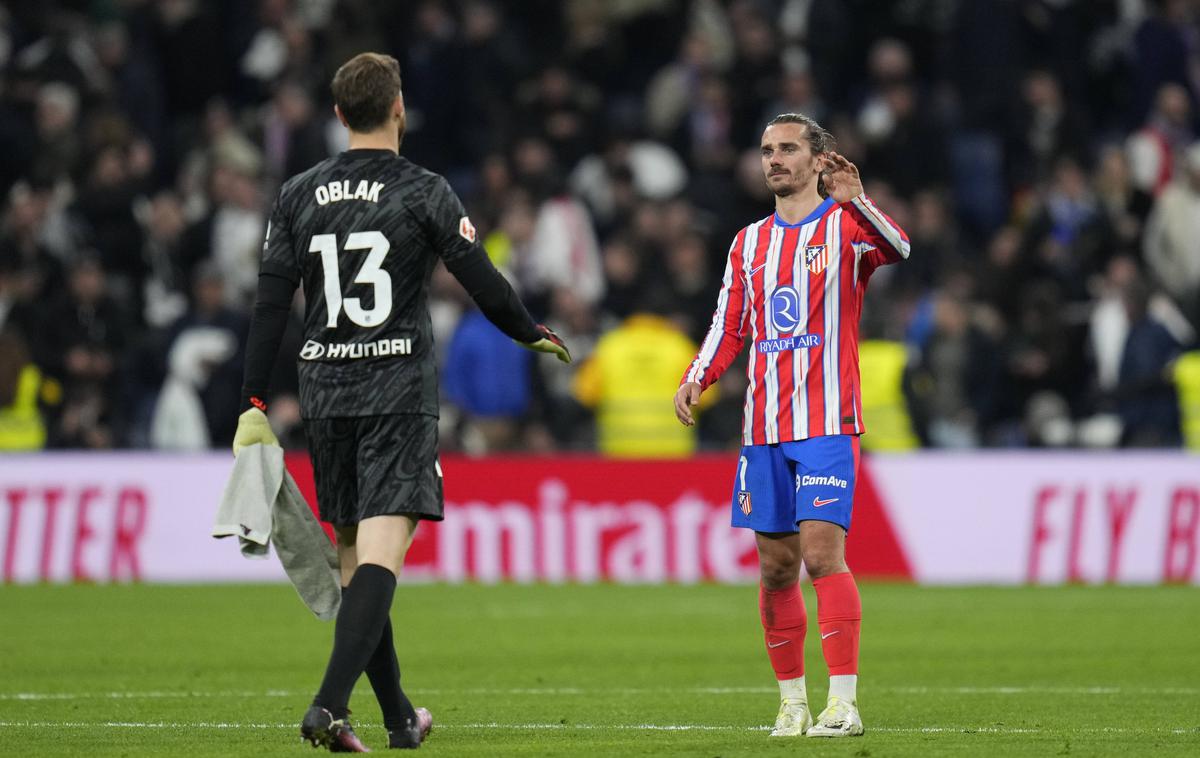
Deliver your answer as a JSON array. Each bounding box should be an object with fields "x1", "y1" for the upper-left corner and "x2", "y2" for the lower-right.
[
  {"x1": 768, "y1": 172, "x2": 798, "y2": 198},
  {"x1": 768, "y1": 160, "x2": 819, "y2": 198}
]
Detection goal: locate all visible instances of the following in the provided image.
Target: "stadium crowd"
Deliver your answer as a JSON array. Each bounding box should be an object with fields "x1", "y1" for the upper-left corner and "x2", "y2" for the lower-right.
[{"x1": 1, "y1": 0, "x2": 1199, "y2": 454}]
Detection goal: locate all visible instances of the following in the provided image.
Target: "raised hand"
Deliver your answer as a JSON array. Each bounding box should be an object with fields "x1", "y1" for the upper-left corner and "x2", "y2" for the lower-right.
[{"x1": 821, "y1": 151, "x2": 863, "y2": 204}]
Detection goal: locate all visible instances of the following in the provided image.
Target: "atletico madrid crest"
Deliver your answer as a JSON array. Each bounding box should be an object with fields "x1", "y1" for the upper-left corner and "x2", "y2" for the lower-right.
[
  {"x1": 738, "y1": 491, "x2": 752, "y2": 516},
  {"x1": 805, "y1": 244, "x2": 828, "y2": 275}
]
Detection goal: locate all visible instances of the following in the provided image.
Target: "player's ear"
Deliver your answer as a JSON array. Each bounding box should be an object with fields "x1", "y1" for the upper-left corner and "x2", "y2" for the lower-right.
[
  {"x1": 393, "y1": 94, "x2": 404, "y2": 120},
  {"x1": 333, "y1": 104, "x2": 348, "y2": 128}
]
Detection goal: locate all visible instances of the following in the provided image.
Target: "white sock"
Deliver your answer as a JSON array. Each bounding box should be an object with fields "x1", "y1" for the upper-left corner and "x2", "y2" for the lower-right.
[
  {"x1": 828, "y1": 674, "x2": 857, "y2": 704},
  {"x1": 778, "y1": 676, "x2": 807, "y2": 703}
]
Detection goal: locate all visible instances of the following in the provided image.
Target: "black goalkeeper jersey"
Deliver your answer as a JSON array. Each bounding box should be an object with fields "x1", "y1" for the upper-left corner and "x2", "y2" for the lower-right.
[{"x1": 256, "y1": 148, "x2": 535, "y2": 419}]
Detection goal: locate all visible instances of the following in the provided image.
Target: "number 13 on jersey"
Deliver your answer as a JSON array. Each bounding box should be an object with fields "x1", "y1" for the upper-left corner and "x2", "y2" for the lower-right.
[{"x1": 309, "y1": 231, "x2": 392, "y2": 328}]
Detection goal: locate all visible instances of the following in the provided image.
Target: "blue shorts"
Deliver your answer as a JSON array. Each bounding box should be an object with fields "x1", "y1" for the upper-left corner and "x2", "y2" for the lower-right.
[{"x1": 730, "y1": 435, "x2": 860, "y2": 533}]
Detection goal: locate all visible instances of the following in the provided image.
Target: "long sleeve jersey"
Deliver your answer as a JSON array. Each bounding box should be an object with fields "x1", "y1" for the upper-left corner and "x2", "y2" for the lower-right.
[{"x1": 681, "y1": 193, "x2": 909, "y2": 445}]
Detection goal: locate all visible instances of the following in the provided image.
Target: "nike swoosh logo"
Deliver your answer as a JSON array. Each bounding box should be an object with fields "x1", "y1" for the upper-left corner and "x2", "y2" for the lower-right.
[
  {"x1": 749, "y1": 262, "x2": 767, "y2": 276},
  {"x1": 821, "y1": 631, "x2": 840, "y2": 640},
  {"x1": 813, "y1": 497, "x2": 839, "y2": 507},
  {"x1": 767, "y1": 640, "x2": 790, "y2": 648}
]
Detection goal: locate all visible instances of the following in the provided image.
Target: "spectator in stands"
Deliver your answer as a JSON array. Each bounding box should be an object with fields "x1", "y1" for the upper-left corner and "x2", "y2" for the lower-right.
[
  {"x1": 662, "y1": 231, "x2": 718, "y2": 344},
  {"x1": 180, "y1": 156, "x2": 266, "y2": 310},
  {"x1": 1143, "y1": 142, "x2": 1200, "y2": 333},
  {"x1": 72, "y1": 142, "x2": 150, "y2": 297},
  {"x1": 0, "y1": 328, "x2": 46, "y2": 450},
  {"x1": 30, "y1": 81, "x2": 80, "y2": 184},
  {"x1": 1022, "y1": 157, "x2": 1107, "y2": 302},
  {"x1": 0, "y1": 180, "x2": 63, "y2": 312},
  {"x1": 857, "y1": 40, "x2": 947, "y2": 195},
  {"x1": 1126, "y1": 83, "x2": 1193, "y2": 196},
  {"x1": 908, "y1": 288, "x2": 1003, "y2": 448},
  {"x1": 258, "y1": 80, "x2": 329, "y2": 184},
  {"x1": 39, "y1": 253, "x2": 129, "y2": 448},
  {"x1": 535, "y1": 286, "x2": 600, "y2": 450},
  {"x1": 513, "y1": 137, "x2": 604, "y2": 312},
  {"x1": 762, "y1": 57, "x2": 827, "y2": 129},
  {"x1": 442, "y1": 306, "x2": 534, "y2": 454},
  {"x1": 140, "y1": 190, "x2": 190, "y2": 329},
  {"x1": 569, "y1": 128, "x2": 688, "y2": 234},
  {"x1": 573, "y1": 294, "x2": 709, "y2": 457},
  {"x1": 159, "y1": 261, "x2": 247, "y2": 448},
  {"x1": 1116, "y1": 276, "x2": 1183, "y2": 446},
  {"x1": 1129, "y1": 0, "x2": 1199, "y2": 125},
  {"x1": 0, "y1": 1, "x2": 1194, "y2": 450},
  {"x1": 1093, "y1": 144, "x2": 1154, "y2": 260},
  {"x1": 515, "y1": 64, "x2": 602, "y2": 169},
  {"x1": 1006, "y1": 69, "x2": 1089, "y2": 192},
  {"x1": 645, "y1": 31, "x2": 730, "y2": 144}
]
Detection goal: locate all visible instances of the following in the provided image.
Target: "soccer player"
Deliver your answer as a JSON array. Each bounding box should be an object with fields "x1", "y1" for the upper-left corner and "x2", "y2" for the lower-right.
[
  {"x1": 674, "y1": 113, "x2": 909, "y2": 738},
  {"x1": 232, "y1": 53, "x2": 570, "y2": 751}
]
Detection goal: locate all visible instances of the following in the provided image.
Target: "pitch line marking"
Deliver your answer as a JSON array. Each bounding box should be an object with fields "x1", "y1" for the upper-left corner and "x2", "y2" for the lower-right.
[
  {"x1": 4, "y1": 685, "x2": 1199, "y2": 701},
  {"x1": 0, "y1": 721, "x2": 1196, "y2": 736}
]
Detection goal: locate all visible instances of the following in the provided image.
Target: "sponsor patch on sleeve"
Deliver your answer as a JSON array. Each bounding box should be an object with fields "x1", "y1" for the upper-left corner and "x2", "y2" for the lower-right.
[{"x1": 459, "y1": 216, "x2": 476, "y2": 243}]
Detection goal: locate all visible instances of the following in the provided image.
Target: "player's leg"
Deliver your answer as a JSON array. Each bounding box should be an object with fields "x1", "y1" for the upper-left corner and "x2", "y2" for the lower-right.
[
  {"x1": 756, "y1": 530, "x2": 813, "y2": 736},
  {"x1": 301, "y1": 419, "x2": 372, "y2": 752},
  {"x1": 355, "y1": 522, "x2": 423, "y2": 746},
  {"x1": 335, "y1": 525, "x2": 358, "y2": 585},
  {"x1": 313, "y1": 515, "x2": 415, "y2": 710},
  {"x1": 800, "y1": 520, "x2": 860, "y2": 691},
  {"x1": 791, "y1": 435, "x2": 863, "y2": 738},
  {"x1": 732, "y1": 445, "x2": 812, "y2": 736},
  {"x1": 330, "y1": 523, "x2": 421, "y2": 746},
  {"x1": 801, "y1": 521, "x2": 863, "y2": 736},
  {"x1": 352, "y1": 413, "x2": 442, "y2": 748},
  {"x1": 757, "y1": 532, "x2": 806, "y2": 678},
  {"x1": 308, "y1": 514, "x2": 417, "y2": 752}
]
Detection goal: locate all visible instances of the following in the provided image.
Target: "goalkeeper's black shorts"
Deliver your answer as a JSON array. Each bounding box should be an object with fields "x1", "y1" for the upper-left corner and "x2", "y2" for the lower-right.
[{"x1": 305, "y1": 413, "x2": 444, "y2": 527}]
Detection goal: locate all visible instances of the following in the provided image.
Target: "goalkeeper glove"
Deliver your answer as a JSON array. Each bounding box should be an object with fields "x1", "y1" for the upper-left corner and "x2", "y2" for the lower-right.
[
  {"x1": 232, "y1": 406, "x2": 279, "y2": 456},
  {"x1": 518, "y1": 324, "x2": 572, "y2": 363}
]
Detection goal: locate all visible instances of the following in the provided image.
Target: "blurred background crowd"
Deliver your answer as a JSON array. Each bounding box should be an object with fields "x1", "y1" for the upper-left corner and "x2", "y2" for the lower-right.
[{"x1": 2, "y1": 0, "x2": 1200, "y2": 455}]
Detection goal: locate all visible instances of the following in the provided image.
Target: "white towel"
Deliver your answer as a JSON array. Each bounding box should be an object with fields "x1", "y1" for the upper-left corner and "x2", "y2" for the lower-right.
[{"x1": 213, "y1": 444, "x2": 341, "y2": 620}]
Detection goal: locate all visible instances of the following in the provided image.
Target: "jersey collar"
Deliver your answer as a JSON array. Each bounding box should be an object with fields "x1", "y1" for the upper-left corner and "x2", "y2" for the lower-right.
[
  {"x1": 343, "y1": 148, "x2": 398, "y2": 158},
  {"x1": 773, "y1": 196, "x2": 834, "y2": 228}
]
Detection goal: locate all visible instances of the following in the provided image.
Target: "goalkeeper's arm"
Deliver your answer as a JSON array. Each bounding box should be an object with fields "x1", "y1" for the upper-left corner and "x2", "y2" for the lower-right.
[
  {"x1": 443, "y1": 253, "x2": 571, "y2": 363},
  {"x1": 233, "y1": 272, "x2": 294, "y2": 454}
]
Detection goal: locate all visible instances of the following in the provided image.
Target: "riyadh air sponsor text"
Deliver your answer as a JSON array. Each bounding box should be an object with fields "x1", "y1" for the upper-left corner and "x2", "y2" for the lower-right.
[{"x1": 757, "y1": 334, "x2": 822, "y2": 353}]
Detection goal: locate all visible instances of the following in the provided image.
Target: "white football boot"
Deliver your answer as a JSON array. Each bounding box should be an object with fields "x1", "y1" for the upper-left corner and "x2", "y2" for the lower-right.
[
  {"x1": 768, "y1": 698, "x2": 812, "y2": 737},
  {"x1": 807, "y1": 695, "x2": 864, "y2": 737}
]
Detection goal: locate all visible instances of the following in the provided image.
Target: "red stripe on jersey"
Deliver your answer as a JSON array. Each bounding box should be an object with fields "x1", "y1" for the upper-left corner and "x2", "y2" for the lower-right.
[
  {"x1": 747, "y1": 219, "x2": 774, "y2": 445},
  {"x1": 722, "y1": 226, "x2": 749, "y2": 335},
  {"x1": 838, "y1": 210, "x2": 862, "y2": 434}
]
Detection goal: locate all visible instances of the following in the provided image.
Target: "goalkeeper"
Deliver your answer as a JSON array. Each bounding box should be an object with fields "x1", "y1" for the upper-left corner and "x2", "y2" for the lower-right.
[{"x1": 234, "y1": 52, "x2": 569, "y2": 752}]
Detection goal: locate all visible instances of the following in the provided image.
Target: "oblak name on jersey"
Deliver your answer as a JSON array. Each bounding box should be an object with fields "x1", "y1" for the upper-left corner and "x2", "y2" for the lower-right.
[
  {"x1": 314, "y1": 179, "x2": 385, "y2": 205},
  {"x1": 682, "y1": 192, "x2": 910, "y2": 446}
]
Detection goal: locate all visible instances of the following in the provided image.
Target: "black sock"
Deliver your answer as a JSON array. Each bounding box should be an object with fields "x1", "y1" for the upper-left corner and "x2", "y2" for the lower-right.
[
  {"x1": 313, "y1": 563, "x2": 397, "y2": 715},
  {"x1": 369, "y1": 615, "x2": 418, "y2": 731},
  {"x1": 341, "y1": 585, "x2": 417, "y2": 731}
]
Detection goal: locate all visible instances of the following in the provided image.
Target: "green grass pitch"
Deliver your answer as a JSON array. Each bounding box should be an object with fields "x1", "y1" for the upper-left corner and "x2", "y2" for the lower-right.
[{"x1": 1, "y1": 583, "x2": 1198, "y2": 756}]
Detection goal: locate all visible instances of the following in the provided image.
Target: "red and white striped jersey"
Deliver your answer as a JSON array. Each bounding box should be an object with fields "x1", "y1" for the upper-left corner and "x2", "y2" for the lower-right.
[{"x1": 682, "y1": 193, "x2": 909, "y2": 445}]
